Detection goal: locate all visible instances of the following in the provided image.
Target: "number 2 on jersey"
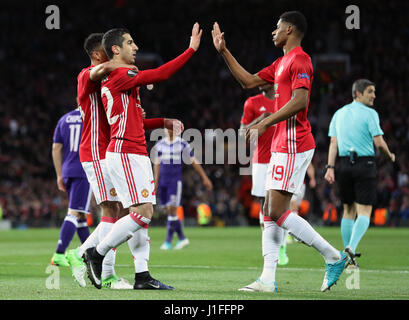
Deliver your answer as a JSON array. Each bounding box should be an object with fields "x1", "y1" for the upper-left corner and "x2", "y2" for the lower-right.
[{"x1": 101, "y1": 86, "x2": 119, "y2": 125}]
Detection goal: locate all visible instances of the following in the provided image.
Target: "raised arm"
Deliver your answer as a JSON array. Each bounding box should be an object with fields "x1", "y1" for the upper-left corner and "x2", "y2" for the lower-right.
[
  {"x1": 212, "y1": 22, "x2": 267, "y2": 89},
  {"x1": 117, "y1": 23, "x2": 202, "y2": 91},
  {"x1": 141, "y1": 22, "x2": 202, "y2": 82}
]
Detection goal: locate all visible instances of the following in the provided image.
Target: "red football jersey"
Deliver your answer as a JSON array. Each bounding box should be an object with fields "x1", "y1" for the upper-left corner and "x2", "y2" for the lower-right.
[
  {"x1": 240, "y1": 94, "x2": 275, "y2": 163},
  {"x1": 77, "y1": 65, "x2": 111, "y2": 162},
  {"x1": 101, "y1": 68, "x2": 146, "y2": 155},
  {"x1": 100, "y1": 48, "x2": 195, "y2": 155},
  {"x1": 258, "y1": 46, "x2": 315, "y2": 154}
]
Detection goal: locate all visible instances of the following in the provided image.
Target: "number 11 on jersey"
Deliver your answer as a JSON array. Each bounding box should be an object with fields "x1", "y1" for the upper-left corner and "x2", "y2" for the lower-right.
[{"x1": 69, "y1": 124, "x2": 81, "y2": 152}]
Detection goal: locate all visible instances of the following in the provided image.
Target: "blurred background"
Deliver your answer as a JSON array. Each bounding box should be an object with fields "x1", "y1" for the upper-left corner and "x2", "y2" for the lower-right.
[{"x1": 0, "y1": 0, "x2": 408, "y2": 230}]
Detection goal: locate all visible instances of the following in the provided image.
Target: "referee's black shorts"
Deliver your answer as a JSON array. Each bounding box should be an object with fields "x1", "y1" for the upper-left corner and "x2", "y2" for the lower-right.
[{"x1": 336, "y1": 156, "x2": 377, "y2": 206}]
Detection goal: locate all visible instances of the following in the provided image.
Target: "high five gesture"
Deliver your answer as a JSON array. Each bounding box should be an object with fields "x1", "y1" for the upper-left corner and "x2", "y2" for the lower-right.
[
  {"x1": 211, "y1": 22, "x2": 265, "y2": 89},
  {"x1": 211, "y1": 22, "x2": 226, "y2": 53},
  {"x1": 189, "y1": 22, "x2": 203, "y2": 51}
]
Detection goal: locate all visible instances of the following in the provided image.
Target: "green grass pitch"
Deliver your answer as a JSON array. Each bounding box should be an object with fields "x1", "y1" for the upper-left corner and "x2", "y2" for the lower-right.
[{"x1": 1, "y1": 226, "x2": 409, "y2": 300}]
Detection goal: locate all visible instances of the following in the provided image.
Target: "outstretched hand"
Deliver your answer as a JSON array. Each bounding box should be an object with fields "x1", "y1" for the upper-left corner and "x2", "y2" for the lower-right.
[
  {"x1": 164, "y1": 118, "x2": 184, "y2": 136},
  {"x1": 211, "y1": 22, "x2": 226, "y2": 53},
  {"x1": 189, "y1": 22, "x2": 203, "y2": 51}
]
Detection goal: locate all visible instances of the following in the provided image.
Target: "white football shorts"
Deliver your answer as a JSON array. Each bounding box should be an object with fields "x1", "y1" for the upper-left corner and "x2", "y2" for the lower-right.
[
  {"x1": 251, "y1": 162, "x2": 268, "y2": 197},
  {"x1": 290, "y1": 182, "x2": 306, "y2": 205},
  {"x1": 81, "y1": 159, "x2": 120, "y2": 204},
  {"x1": 265, "y1": 149, "x2": 314, "y2": 195},
  {"x1": 106, "y1": 152, "x2": 156, "y2": 208}
]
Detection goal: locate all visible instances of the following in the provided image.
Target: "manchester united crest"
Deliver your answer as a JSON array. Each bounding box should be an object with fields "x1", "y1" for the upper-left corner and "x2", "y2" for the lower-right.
[
  {"x1": 110, "y1": 188, "x2": 117, "y2": 197},
  {"x1": 141, "y1": 189, "x2": 149, "y2": 198}
]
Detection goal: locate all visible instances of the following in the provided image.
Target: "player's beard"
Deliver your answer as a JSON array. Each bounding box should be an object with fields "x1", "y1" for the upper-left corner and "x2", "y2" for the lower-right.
[
  {"x1": 273, "y1": 32, "x2": 286, "y2": 48},
  {"x1": 273, "y1": 38, "x2": 285, "y2": 48},
  {"x1": 129, "y1": 52, "x2": 137, "y2": 65},
  {"x1": 122, "y1": 51, "x2": 135, "y2": 65}
]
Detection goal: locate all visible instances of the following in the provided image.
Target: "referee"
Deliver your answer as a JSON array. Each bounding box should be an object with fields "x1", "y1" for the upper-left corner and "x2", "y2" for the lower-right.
[{"x1": 324, "y1": 79, "x2": 395, "y2": 265}]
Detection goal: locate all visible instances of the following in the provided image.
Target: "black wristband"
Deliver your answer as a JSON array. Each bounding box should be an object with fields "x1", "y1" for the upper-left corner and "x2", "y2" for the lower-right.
[{"x1": 325, "y1": 165, "x2": 335, "y2": 169}]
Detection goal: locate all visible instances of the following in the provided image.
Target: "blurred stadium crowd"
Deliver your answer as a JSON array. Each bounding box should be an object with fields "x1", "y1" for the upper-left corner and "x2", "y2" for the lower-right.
[{"x1": 1, "y1": 0, "x2": 408, "y2": 227}]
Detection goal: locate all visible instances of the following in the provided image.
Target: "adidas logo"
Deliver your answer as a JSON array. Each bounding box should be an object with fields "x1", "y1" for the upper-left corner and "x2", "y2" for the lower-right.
[{"x1": 259, "y1": 106, "x2": 266, "y2": 111}]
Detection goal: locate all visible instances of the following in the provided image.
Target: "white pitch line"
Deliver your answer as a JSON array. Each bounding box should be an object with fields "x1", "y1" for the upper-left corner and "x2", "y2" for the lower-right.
[{"x1": 1, "y1": 262, "x2": 408, "y2": 274}]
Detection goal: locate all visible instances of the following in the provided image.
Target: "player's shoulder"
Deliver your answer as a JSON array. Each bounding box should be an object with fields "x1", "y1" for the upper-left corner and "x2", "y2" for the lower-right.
[
  {"x1": 291, "y1": 47, "x2": 312, "y2": 64},
  {"x1": 57, "y1": 113, "x2": 67, "y2": 125},
  {"x1": 248, "y1": 94, "x2": 264, "y2": 102},
  {"x1": 331, "y1": 108, "x2": 341, "y2": 119},
  {"x1": 79, "y1": 65, "x2": 92, "y2": 74},
  {"x1": 71, "y1": 108, "x2": 82, "y2": 116},
  {"x1": 77, "y1": 65, "x2": 102, "y2": 94},
  {"x1": 334, "y1": 102, "x2": 354, "y2": 117},
  {"x1": 110, "y1": 67, "x2": 137, "y2": 79},
  {"x1": 65, "y1": 109, "x2": 82, "y2": 123},
  {"x1": 245, "y1": 94, "x2": 263, "y2": 106},
  {"x1": 101, "y1": 67, "x2": 136, "y2": 87},
  {"x1": 272, "y1": 56, "x2": 283, "y2": 65},
  {"x1": 57, "y1": 109, "x2": 77, "y2": 125},
  {"x1": 363, "y1": 105, "x2": 379, "y2": 118},
  {"x1": 77, "y1": 65, "x2": 92, "y2": 81},
  {"x1": 296, "y1": 46, "x2": 311, "y2": 58},
  {"x1": 261, "y1": 57, "x2": 282, "y2": 73}
]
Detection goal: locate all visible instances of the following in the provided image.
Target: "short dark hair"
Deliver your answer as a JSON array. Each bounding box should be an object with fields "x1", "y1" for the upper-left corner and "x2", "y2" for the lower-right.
[
  {"x1": 279, "y1": 11, "x2": 307, "y2": 38},
  {"x1": 83, "y1": 33, "x2": 104, "y2": 58},
  {"x1": 352, "y1": 79, "x2": 375, "y2": 99},
  {"x1": 102, "y1": 28, "x2": 130, "y2": 59}
]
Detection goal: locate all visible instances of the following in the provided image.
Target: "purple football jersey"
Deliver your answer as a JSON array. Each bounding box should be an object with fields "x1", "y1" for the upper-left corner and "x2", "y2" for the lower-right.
[
  {"x1": 53, "y1": 109, "x2": 87, "y2": 178},
  {"x1": 153, "y1": 137, "x2": 194, "y2": 186}
]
